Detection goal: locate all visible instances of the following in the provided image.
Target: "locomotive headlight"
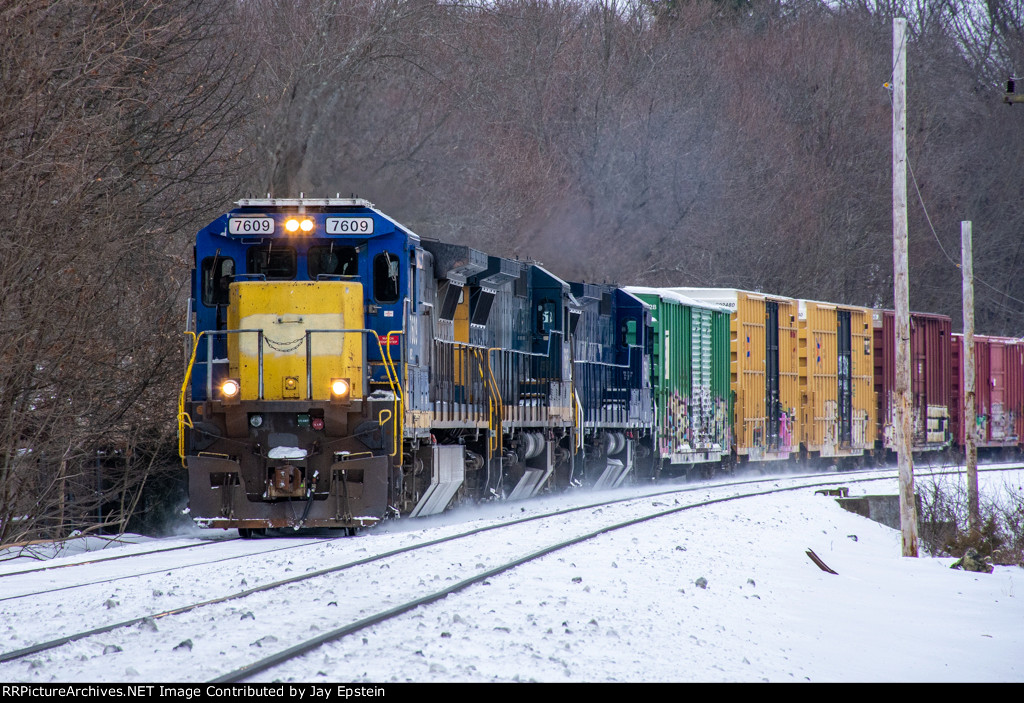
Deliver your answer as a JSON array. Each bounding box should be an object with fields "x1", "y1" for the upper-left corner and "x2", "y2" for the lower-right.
[
  {"x1": 249, "y1": 414, "x2": 263, "y2": 428},
  {"x1": 284, "y1": 217, "x2": 314, "y2": 234},
  {"x1": 220, "y1": 379, "x2": 241, "y2": 404},
  {"x1": 330, "y1": 378, "x2": 351, "y2": 403}
]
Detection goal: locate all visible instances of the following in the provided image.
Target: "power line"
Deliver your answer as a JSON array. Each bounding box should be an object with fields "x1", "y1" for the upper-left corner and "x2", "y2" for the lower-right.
[{"x1": 883, "y1": 85, "x2": 1024, "y2": 312}]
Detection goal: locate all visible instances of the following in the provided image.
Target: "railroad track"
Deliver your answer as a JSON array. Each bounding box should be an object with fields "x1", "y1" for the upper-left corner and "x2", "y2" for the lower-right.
[
  {"x1": 0, "y1": 537, "x2": 238, "y2": 579},
  {"x1": 0, "y1": 466, "x2": 832, "y2": 602},
  {"x1": 5, "y1": 462, "x2": 1013, "y2": 682},
  {"x1": 0, "y1": 534, "x2": 353, "y2": 605}
]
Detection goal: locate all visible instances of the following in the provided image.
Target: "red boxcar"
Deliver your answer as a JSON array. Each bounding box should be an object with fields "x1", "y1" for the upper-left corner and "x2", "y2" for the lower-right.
[
  {"x1": 952, "y1": 334, "x2": 1024, "y2": 448},
  {"x1": 873, "y1": 309, "x2": 952, "y2": 452}
]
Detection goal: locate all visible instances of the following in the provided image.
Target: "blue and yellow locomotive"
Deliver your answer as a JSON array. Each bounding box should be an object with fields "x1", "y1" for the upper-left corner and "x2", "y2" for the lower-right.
[{"x1": 179, "y1": 198, "x2": 655, "y2": 534}]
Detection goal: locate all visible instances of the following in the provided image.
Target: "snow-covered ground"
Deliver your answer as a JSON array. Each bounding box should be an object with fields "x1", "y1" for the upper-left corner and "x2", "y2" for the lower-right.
[{"x1": 1, "y1": 468, "x2": 1021, "y2": 683}]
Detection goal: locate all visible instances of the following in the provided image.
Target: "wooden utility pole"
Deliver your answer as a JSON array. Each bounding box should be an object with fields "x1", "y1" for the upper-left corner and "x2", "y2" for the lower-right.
[
  {"x1": 893, "y1": 17, "x2": 918, "y2": 557},
  {"x1": 961, "y1": 220, "x2": 980, "y2": 534}
]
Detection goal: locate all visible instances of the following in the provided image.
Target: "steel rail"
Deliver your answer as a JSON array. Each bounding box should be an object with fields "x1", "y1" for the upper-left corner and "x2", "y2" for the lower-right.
[
  {"x1": 0, "y1": 538, "x2": 236, "y2": 579},
  {"x1": 0, "y1": 537, "x2": 341, "y2": 604}
]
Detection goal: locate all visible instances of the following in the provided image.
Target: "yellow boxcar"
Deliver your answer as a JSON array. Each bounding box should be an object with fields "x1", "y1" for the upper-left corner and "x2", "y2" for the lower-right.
[
  {"x1": 797, "y1": 300, "x2": 876, "y2": 458},
  {"x1": 670, "y1": 288, "x2": 800, "y2": 462},
  {"x1": 227, "y1": 280, "x2": 365, "y2": 401}
]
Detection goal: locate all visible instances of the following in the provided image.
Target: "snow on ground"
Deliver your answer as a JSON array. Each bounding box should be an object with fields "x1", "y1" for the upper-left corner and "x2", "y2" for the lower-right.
[{"x1": 1, "y1": 468, "x2": 1021, "y2": 683}]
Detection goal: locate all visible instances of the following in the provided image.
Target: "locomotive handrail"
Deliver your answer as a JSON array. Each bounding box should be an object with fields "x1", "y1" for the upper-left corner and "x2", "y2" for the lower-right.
[
  {"x1": 315, "y1": 274, "x2": 359, "y2": 281},
  {"x1": 192, "y1": 326, "x2": 394, "y2": 400},
  {"x1": 302, "y1": 327, "x2": 384, "y2": 400},
  {"x1": 429, "y1": 339, "x2": 562, "y2": 374},
  {"x1": 571, "y1": 343, "x2": 641, "y2": 370},
  {"x1": 382, "y1": 329, "x2": 404, "y2": 461},
  {"x1": 178, "y1": 328, "x2": 264, "y2": 465},
  {"x1": 179, "y1": 327, "x2": 404, "y2": 466},
  {"x1": 204, "y1": 329, "x2": 265, "y2": 399},
  {"x1": 484, "y1": 348, "x2": 504, "y2": 455},
  {"x1": 179, "y1": 331, "x2": 200, "y2": 464},
  {"x1": 432, "y1": 331, "x2": 566, "y2": 360},
  {"x1": 574, "y1": 389, "x2": 584, "y2": 451}
]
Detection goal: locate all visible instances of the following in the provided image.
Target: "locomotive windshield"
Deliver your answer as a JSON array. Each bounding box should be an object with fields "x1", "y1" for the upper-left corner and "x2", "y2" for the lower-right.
[
  {"x1": 247, "y1": 246, "x2": 296, "y2": 279},
  {"x1": 309, "y1": 245, "x2": 358, "y2": 278},
  {"x1": 201, "y1": 256, "x2": 234, "y2": 306}
]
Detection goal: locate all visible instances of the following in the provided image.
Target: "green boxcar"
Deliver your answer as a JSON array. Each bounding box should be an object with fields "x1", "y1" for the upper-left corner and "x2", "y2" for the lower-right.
[{"x1": 625, "y1": 287, "x2": 732, "y2": 468}]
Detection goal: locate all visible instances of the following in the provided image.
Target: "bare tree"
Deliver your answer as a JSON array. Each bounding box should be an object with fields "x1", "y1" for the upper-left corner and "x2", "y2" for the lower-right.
[{"x1": 0, "y1": 0, "x2": 252, "y2": 544}]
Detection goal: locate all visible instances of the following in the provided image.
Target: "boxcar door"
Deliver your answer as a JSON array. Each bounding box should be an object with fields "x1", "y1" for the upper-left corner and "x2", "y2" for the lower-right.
[
  {"x1": 692, "y1": 308, "x2": 714, "y2": 444},
  {"x1": 911, "y1": 320, "x2": 928, "y2": 444},
  {"x1": 837, "y1": 310, "x2": 853, "y2": 447},
  {"x1": 765, "y1": 301, "x2": 781, "y2": 450}
]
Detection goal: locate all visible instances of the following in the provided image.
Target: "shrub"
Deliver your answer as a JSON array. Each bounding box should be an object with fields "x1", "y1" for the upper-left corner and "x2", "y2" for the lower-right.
[{"x1": 918, "y1": 473, "x2": 1024, "y2": 566}]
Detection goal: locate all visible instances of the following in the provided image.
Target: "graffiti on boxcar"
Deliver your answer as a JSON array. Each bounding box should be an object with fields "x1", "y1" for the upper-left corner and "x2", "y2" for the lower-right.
[
  {"x1": 714, "y1": 397, "x2": 731, "y2": 449},
  {"x1": 779, "y1": 409, "x2": 794, "y2": 450},
  {"x1": 990, "y1": 405, "x2": 1016, "y2": 442},
  {"x1": 660, "y1": 390, "x2": 690, "y2": 453},
  {"x1": 693, "y1": 385, "x2": 712, "y2": 442},
  {"x1": 853, "y1": 409, "x2": 869, "y2": 445},
  {"x1": 658, "y1": 389, "x2": 731, "y2": 454},
  {"x1": 823, "y1": 399, "x2": 838, "y2": 448}
]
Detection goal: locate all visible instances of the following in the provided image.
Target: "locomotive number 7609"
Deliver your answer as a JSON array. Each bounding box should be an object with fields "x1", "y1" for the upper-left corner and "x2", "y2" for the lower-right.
[
  {"x1": 326, "y1": 217, "x2": 374, "y2": 234},
  {"x1": 228, "y1": 217, "x2": 274, "y2": 234}
]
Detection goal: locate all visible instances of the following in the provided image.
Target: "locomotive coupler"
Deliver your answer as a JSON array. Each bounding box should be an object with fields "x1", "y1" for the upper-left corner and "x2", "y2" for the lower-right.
[{"x1": 267, "y1": 463, "x2": 306, "y2": 498}]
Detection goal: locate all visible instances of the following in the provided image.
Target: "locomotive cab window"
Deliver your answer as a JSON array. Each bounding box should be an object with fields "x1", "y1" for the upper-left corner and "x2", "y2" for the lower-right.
[
  {"x1": 309, "y1": 245, "x2": 358, "y2": 278},
  {"x1": 247, "y1": 246, "x2": 296, "y2": 280},
  {"x1": 536, "y1": 299, "x2": 557, "y2": 336},
  {"x1": 201, "y1": 256, "x2": 235, "y2": 306},
  {"x1": 621, "y1": 318, "x2": 638, "y2": 347},
  {"x1": 373, "y1": 251, "x2": 400, "y2": 303}
]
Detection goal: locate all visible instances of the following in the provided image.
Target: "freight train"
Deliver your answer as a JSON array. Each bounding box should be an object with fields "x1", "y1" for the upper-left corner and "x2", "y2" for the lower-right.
[{"x1": 178, "y1": 198, "x2": 1024, "y2": 535}]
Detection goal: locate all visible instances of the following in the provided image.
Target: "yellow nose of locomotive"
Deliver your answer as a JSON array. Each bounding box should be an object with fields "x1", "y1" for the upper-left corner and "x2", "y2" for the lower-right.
[{"x1": 225, "y1": 281, "x2": 364, "y2": 401}]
